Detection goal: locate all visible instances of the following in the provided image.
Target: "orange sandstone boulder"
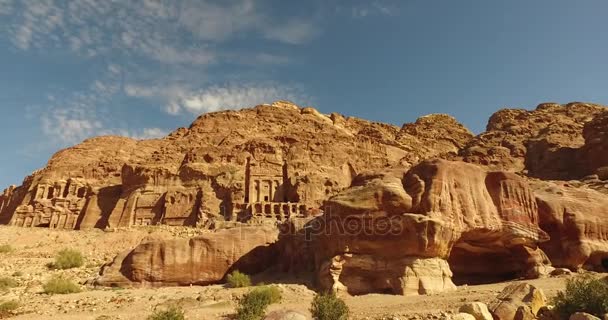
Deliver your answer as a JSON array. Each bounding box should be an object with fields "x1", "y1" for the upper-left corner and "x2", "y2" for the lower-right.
[
  {"x1": 315, "y1": 160, "x2": 551, "y2": 295},
  {"x1": 95, "y1": 226, "x2": 279, "y2": 287}
]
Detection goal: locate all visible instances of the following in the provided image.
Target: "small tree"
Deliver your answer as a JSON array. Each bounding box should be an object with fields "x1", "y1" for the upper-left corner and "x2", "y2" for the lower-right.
[
  {"x1": 553, "y1": 275, "x2": 608, "y2": 319},
  {"x1": 43, "y1": 276, "x2": 81, "y2": 294},
  {"x1": 50, "y1": 249, "x2": 84, "y2": 270},
  {"x1": 227, "y1": 270, "x2": 252, "y2": 288},
  {"x1": 147, "y1": 305, "x2": 185, "y2": 320},
  {"x1": 310, "y1": 292, "x2": 349, "y2": 320},
  {"x1": 235, "y1": 286, "x2": 282, "y2": 320}
]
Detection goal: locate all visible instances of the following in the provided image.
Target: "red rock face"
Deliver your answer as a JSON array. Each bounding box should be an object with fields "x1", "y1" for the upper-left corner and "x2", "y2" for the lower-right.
[
  {"x1": 581, "y1": 111, "x2": 608, "y2": 177},
  {"x1": 95, "y1": 226, "x2": 280, "y2": 287},
  {"x1": 534, "y1": 181, "x2": 608, "y2": 270},
  {"x1": 314, "y1": 160, "x2": 550, "y2": 294},
  {"x1": 0, "y1": 101, "x2": 473, "y2": 230},
  {"x1": 4, "y1": 100, "x2": 608, "y2": 295},
  {"x1": 460, "y1": 102, "x2": 606, "y2": 179}
]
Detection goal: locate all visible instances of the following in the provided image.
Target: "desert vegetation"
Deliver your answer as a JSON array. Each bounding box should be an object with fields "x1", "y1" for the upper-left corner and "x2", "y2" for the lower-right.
[
  {"x1": 43, "y1": 275, "x2": 81, "y2": 295},
  {"x1": 147, "y1": 305, "x2": 186, "y2": 320},
  {"x1": 0, "y1": 277, "x2": 17, "y2": 292},
  {"x1": 0, "y1": 244, "x2": 12, "y2": 254},
  {"x1": 553, "y1": 275, "x2": 608, "y2": 319},
  {"x1": 226, "y1": 270, "x2": 252, "y2": 288},
  {"x1": 0, "y1": 300, "x2": 19, "y2": 318},
  {"x1": 310, "y1": 292, "x2": 350, "y2": 320},
  {"x1": 235, "y1": 285, "x2": 282, "y2": 320},
  {"x1": 48, "y1": 248, "x2": 84, "y2": 270}
]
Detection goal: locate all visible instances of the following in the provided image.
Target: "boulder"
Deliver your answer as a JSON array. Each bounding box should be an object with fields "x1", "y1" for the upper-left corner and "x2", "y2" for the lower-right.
[
  {"x1": 537, "y1": 306, "x2": 559, "y2": 320},
  {"x1": 489, "y1": 283, "x2": 547, "y2": 320},
  {"x1": 459, "y1": 302, "x2": 492, "y2": 320},
  {"x1": 550, "y1": 268, "x2": 573, "y2": 276},
  {"x1": 451, "y1": 313, "x2": 477, "y2": 320},
  {"x1": 570, "y1": 313, "x2": 601, "y2": 320},
  {"x1": 514, "y1": 306, "x2": 536, "y2": 320},
  {"x1": 95, "y1": 226, "x2": 279, "y2": 287},
  {"x1": 264, "y1": 310, "x2": 310, "y2": 320},
  {"x1": 315, "y1": 160, "x2": 552, "y2": 295}
]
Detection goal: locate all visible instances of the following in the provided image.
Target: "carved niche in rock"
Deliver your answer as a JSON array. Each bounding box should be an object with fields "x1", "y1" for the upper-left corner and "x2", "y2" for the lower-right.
[{"x1": 163, "y1": 189, "x2": 201, "y2": 226}]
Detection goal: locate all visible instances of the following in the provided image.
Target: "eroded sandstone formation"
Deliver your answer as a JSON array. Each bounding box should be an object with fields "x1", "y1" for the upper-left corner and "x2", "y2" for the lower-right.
[
  {"x1": 314, "y1": 160, "x2": 551, "y2": 295},
  {"x1": 3, "y1": 100, "x2": 608, "y2": 296},
  {"x1": 95, "y1": 226, "x2": 279, "y2": 287},
  {"x1": 534, "y1": 180, "x2": 608, "y2": 270},
  {"x1": 0, "y1": 101, "x2": 473, "y2": 230},
  {"x1": 460, "y1": 102, "x2": 606, "y2": 179}
]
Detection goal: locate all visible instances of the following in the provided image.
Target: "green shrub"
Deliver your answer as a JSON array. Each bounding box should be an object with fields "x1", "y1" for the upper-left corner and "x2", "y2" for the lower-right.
[
  {"x1": 235, "y1": 286, "x2": 282, "y2": 320},
  {"x1": 0, "y1": 277, "x2": 18, "y2": 291},
  {"x1": 553, "y1": 275, "x2": 608, "y2": 319},
  {"x1": 50, "y1": 249, "x2": 84, "y2": 270},
  {"x1": 0, "y1": 245, "x2": 12, "y2": 254},
  {"x1": 310, "y1": 292, "x2": 349, "y2": 320},
  {"x1": 255, "y1": 286, "x2": 282, "y2": 304},
  {"x1": 0, "y1": 300, "x2": 19, "y2": 317},
  {"x1": 227, "y1": 270, "x2": 251, "y2": 288},
  {"x1": 43, "y1": 276, "x2": 81, "y2": 295},
  {"x1": 147, "y1": 305, "x2": 185, "y2": 320}
]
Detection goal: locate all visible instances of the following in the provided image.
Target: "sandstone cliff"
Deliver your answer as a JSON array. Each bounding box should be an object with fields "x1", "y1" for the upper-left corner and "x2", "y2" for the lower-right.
[
  {"x1": 3, "y1": 100, "x2": 608, "y2": 296},
  {"x1": 460, "y1": 102, "x2": 606, "y2": 179},
  {"x1": 0, "y1": 101, "x2": 473, "y2": 230}
]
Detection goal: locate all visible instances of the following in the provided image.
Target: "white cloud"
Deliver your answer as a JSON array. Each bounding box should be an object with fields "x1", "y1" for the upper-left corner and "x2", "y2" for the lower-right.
[
  {"x1": 10, "y1": 0, "x2": 65, "y2": 50},
  {"x1": 125, "y1": 83, "x2": 310, "y2": 115},
  {"x1": 100, "y1": 127, "x2": 169, "y2": 140},
  {"x1": 38, "y1": 69, "x2": 171, "y2": 145},
  {"x1": 136, "y1": 128, "x2": 169, "y2": 140},
  {"x1": 0, "y1": 0, "x2": 12, "y2": 14},
  {"x1": 177, "y1": 0, "x2": 259, "y2": 41},
  {"x1": 2, "y1": 0, "x2": 320, "y2": 64},
  {"x1": 4, "y1": 1, "x2": 319, "y2": 146},
  {"x1": 343, "y1": 2, "x2": 397, "y2": 19},
  {"x1": 41, "y1": 102, "x2": 170, "y2": 144},
  {"x1": 41, "y1": 106, "x2": 103, "y2": 144},
  {"x1": 263, "y1": 20, "x2": 319, "y2": 45}
]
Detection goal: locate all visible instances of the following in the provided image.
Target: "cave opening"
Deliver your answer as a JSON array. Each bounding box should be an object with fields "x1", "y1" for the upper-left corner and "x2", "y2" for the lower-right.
[
  {"x1": 448, "y1": 238, "x2": 524, "y2": 286},
  {"x1": 602, "y1": 258, "x2": 608, "y2": 271}
]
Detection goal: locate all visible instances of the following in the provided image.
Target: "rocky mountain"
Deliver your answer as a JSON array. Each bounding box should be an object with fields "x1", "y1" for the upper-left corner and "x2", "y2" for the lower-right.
[
  {"x1": 0, "y1": 101, "x2": 472, "y2": 230},
  {"x1": 3, "y1": 100, "x2": 608, "y2": 296}
]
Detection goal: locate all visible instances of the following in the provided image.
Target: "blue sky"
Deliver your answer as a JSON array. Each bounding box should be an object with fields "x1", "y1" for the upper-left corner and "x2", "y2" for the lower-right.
[{"x1": 1, "y1": 0, "x2": 608, "y2": 188}]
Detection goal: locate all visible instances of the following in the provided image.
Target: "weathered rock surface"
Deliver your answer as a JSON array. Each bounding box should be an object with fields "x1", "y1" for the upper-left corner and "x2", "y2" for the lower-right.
[
  {"x1": 452, "y1": 313, "x2": 477, "y2": 320},
  {"x1": 581, "y1": 111, "x2": 608, "y2": 178},
  {"x1": 459, "y1": 302, "x2": 493, "y2": 320},
  {"x1": 315, "y1": 160, "x2": 551, "y2": 294},
  {"x1": 488, "y1": 283, "x2": 547, "y2": 320},
  {"x1": 3, "y1": 100, "x2": 608, "y2": 296},
  {"x1": 570, "y1": 313, "x2": 602, "y2": 320},
  {"x1": 264, "y1": 310, "x2": 310, "y2": 320},
  {"x1": 460, "y1": 102, "x2": 606, "y2": 179},
  {"x1": 95, "y1": 226, "x2": 279, "y2": 287},
  {"x1": 534, "y1": 180, "x2": 608, "y2": 270},
  {"x1": 0, "y1": 101, "x2": 473, "y2": 230}
]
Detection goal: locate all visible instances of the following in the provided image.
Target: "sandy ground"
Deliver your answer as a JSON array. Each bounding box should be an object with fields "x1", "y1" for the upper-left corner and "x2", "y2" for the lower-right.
[{"x1": 0, "y1": 226, "x2": 575, "y2": 320}]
